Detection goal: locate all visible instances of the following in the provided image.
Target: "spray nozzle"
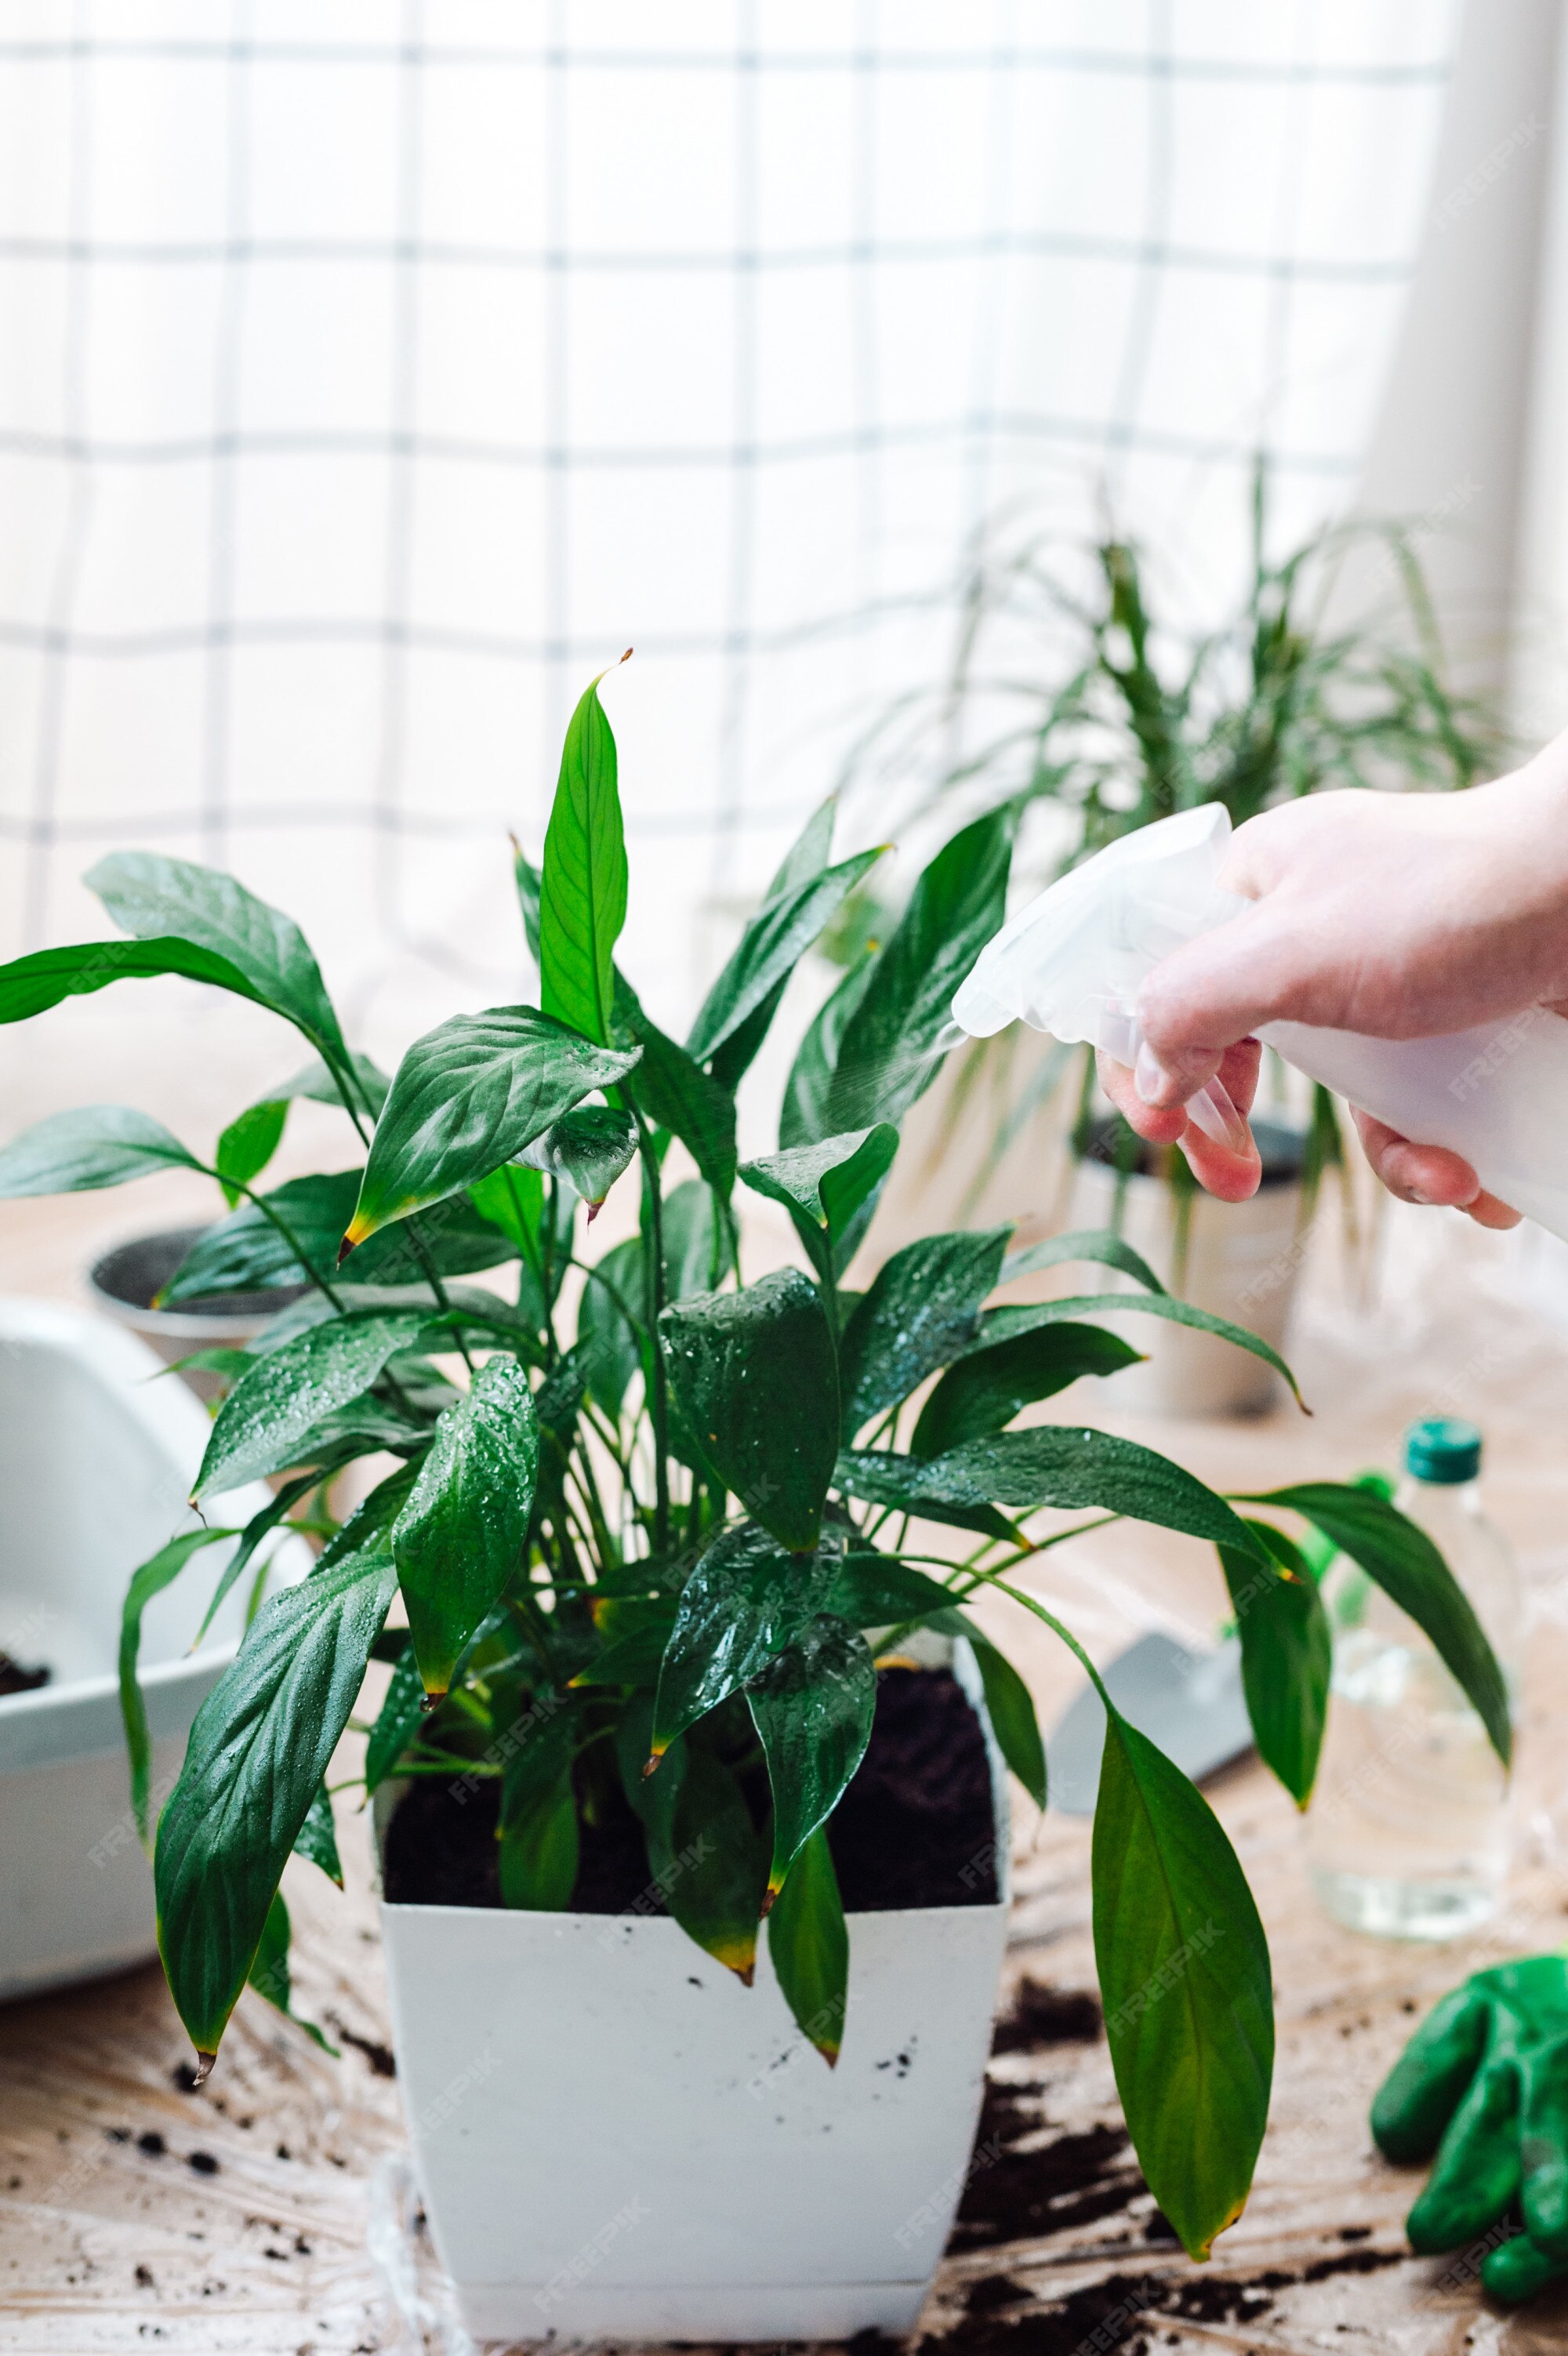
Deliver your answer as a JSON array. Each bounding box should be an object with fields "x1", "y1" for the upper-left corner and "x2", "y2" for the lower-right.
[{"x1": 951, "y1": 804, "x2": 1253, "y2": 1147}]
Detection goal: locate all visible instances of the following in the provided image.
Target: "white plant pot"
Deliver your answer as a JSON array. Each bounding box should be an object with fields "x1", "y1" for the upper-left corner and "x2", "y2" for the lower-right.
[
  {"x1": 1072, "y1": 1125, "x2": 1305, "y2": 1417},
  {"x1": 0, "y1": 1298, "x2": 309, "y2": 2000},
  {"x1": 376, "y1": 1653, "x2": 1011, "y2": 2345}
]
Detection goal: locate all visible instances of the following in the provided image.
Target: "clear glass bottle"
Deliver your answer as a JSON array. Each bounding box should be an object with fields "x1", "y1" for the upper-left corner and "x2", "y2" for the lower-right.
[{"x1": 1305, "y1": 1418, "x2": 1524, "y2": 1940}]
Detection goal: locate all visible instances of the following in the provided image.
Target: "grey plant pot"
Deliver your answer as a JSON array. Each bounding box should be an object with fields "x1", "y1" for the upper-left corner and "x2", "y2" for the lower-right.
[{"x1": 85, "y1": 1226, "x2": 304, "y2": 1403}]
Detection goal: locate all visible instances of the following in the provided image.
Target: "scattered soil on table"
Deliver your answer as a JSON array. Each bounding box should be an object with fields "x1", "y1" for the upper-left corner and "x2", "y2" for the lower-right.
[
  {"x1": 937, "y1": 2246, "x2": 1407, "y2": 2355},
  {"x1": 952, "y1": 2078, "x2": 1142, "y2": 2248},
  {"x1": 328, "y1": 2021, "x2": 397, "y2": 2078},
  {"x1": 383, "y1": 1666, "x2": 996, "y2": 1914},
  {"x1": 990, "y1": 1977, "x2": 1102, "y2": 2053},
  {"x1": 0, "y1": 1651, "x2": 50, "y2": 1697}
]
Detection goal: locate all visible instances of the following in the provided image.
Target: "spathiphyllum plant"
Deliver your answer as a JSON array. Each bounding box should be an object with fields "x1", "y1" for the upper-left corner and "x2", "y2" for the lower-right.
[{"x1": 0, "y1": 673, "x2": 1509, "y2": 2263}]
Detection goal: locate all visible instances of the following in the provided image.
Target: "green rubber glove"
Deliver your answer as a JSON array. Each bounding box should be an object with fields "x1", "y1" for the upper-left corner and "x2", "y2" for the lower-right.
[{"x1": 1373, "y1": 1956, "x2": 1568, "y2": 2303}]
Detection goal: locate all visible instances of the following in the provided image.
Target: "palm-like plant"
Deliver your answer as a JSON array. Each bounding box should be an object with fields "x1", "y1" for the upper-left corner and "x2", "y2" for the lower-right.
[{"x1": 847, "y1": 471, "x2": 1503, "y2": 1218}]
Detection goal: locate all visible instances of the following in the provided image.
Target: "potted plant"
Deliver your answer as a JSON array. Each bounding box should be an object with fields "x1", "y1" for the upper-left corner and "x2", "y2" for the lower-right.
[
  {"x1": 0, "y1": 673, "x2": 1510, "y2": 2340},
  {"x1": 846, "y1": 471, "x2": 1501, "y2": 1410}
]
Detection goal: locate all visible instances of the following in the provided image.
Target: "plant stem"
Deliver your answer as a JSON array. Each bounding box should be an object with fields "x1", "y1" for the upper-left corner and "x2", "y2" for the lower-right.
[
  {"x1": 631, "y1": 1108, "x2": 671, "y2": 1552},
  {"x1": 506, "y1": 1165, "x2": 557, "y2": 1364}
]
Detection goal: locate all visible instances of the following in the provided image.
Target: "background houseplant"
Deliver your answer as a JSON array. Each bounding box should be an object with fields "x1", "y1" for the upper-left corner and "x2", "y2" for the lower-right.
[
  {"x1": 0, "y1": 670, "x2": 1511, "y2": 2287},
  {"x1": 842, "y1": 477, "x2": 1502, "y2": 1407}
]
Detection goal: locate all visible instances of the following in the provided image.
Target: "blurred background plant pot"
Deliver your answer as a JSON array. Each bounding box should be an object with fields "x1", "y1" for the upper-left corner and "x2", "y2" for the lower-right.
[
  {"x1": 1072, "y1": 1115, "x2": 1308, "y2": 1418},
  {"x1": 0, "y1": 1298, "x2": 308, "y2": 2000},
  {"x1": 86, "y1": 1228, "x2": 305, "y2": 1404}
]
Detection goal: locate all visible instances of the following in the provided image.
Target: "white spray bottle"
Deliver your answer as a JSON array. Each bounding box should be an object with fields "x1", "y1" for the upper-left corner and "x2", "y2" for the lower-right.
[{"x1": 952, "y1": 803, "x2": 1568, "y2": 1243}]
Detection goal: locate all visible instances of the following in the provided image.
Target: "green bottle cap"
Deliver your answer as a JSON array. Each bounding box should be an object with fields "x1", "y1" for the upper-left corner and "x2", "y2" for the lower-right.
[{"x1": 1404, "y1": 1416, "x2": 1482, "y2": 1485}]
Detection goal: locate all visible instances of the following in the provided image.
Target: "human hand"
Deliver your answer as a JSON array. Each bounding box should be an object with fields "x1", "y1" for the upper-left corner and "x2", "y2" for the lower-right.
[
  {"x1": 1096, "y1": 754, "x2": 1568, "y2": 1218},
  {"x1": 1372, "y1": 1955, "x2": 1568, "y2": 2303}
]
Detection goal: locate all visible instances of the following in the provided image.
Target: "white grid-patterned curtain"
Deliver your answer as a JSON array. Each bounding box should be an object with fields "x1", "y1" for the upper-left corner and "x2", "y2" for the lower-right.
[{"x1": 0, "y1": 2, "x2": 1457, "y2": 1060}]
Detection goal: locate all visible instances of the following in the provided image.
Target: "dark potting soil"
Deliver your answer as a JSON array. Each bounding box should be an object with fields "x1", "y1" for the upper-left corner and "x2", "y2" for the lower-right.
[
  {"x1": 826, "y1": 1666, "x2": 998, "y2": 1911},
  {"x1": 953, "y1": 2075, "x2": 1140, "y2": 2249},
  {"x1": 0, "y1": 1651, "x2": 50, "y2": 1697},
  {"x1": 383, "y1": 1665, "x2": 997, "y2": 1915}
]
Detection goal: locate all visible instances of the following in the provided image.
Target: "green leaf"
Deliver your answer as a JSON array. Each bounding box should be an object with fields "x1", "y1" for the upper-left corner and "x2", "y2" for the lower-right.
[
  {"x1": 162, "y1": 1172, "x2": 361, "y2": 1301},
  {"x1": 767, "y1": 1824, "x2": 848, "y2": 2064},
  {"x1": 355, "y1": 1190, "x2": 526, "y2": 1283},
  {"x1": 539, "y1": 670, "x2": 629, "y2": 1045},
  {"x1": 978, "y1": 1293, "x2": 1305, "y2": 1409},
  {"x1": 768, "y1": 797, "x2": 839, "y2": 898},
  {"x1": 465, "y1": 1160, "x2": 575, "y2": 1331},
  {"x1": 365, "y1": 1637, "x2": 426, "y2": 1791},
  {"x1": 513, "y1": 840, "x2": 543, "y2": 964},
  {"x1": 514, "y1": 1103, "x2": 637, "y2": 1209},
  {"x1": 293, "y1": 1781, "x2": 343, "y2": 1887},
  {"x1": 1243, "y1": 1480, "x2": 1511, "y2": 1766},
  {"x1": 576, "y1": 1235, "x2": 646, "y2": 1418},
  {"x1": 1218, "y1": 1523, "x2": 1330, "y2": 1809},
  {"x1": 659, "y1": 1270, "x2": 840, "y2": 1550},
  {"x1": 749, "y1": 1615, "x2": 877, "y2": 1903},
  {"x1": 1092, "y1": 1710, "x2": 1273, "y2": 2260},
  {"x1": 832, "y1": 1450, "x2": 1014, "y2": 1542},
  {"x1": 154, "y1": 1479, "x2": 404, "y2": 2061},
  {"x1": 818, "y1": 807, "x2": 1011, "y2": 1134},
  {"x1": 825, "y1": 1555, "x2": 959, "y2": 1628},
  {"x1": 779, "y1": 943, "x2": 877, "y2": 1149},
  {"x1": 194, "y1": 1311, "x2": 430, "y2": 1499},
  {"x1": 570, "y1": 1614, "x2": 677, "y2": 1690},
  {"x1": 662, "y1": 1178, "x2": 727, "y2": 1299},
  {"x1": 651, "y1": 1521, "x2": 841, "y2": 1757},
  {"x1": 911, "y1": 1323, "x2": 1142, "y2": 1459},
  {"x1": 931, "y1": 1610, "x2": 1047, "y2": 1811},
  {"x1": 740, "y1": 1124, "x2": 898, "y2": 1285},
  {"x1": 214, "y1": 1098, "x2": 289, "y2": 1207},
  {"x1": 275, "y1": 1050, "x2": 394, "y2": 1119},
  {"x1": 193, "y1": 1472, "x2": 319, "y2": 1647},
  {"x1": 344, "y1": 1007, "x2": 638, "y2": 1251},
  {"x1": 391, "y1": 1354, "x2": 539, "y2": 1697},
  {"x1": 615, "y1": 975, "x2": 738, "y2": 1197},
  {"x1": 709, "y1": 799, "x2": 840, "y2": 1095},
  {"x1": 119, "y1": 1526, "x2": 238, "y2": 1848},
  {"x1": 686, "y1": 848, "x2": 888, "y2": 1066},
  {"x1": 838, "y1": 1428, "x2": 1269, "y2": 1559},
  {"x1": 999, "y1": 1228, "x2": 1167, "y2": 1294},
  {"x1": 635, "y1": 1738, "x2": 768, "y2": 1982},
  {"x1": 246, "y1": 1890, "x2": 337, "y2": 2054},
  {"x1": 164, "y1": 1345, "x2": 256, "y2": 1388},
  {"x1": 0, "y1": 1105, "x2": 201, "y2": 1196},
  {"x1": 166, "y1": 1172, "x2": 521, "y2": 1305},
  {"x1": 85, "y1": 852, "x2": 354, "y2": 1089},
  {"x1": 497, "y1": 1693, "x2": 583, "y2": 1908},
  {"x1": 0, "y1": 936, "x2": 299, "y2": 1034},
  {"x1": 499, "y1": 1776, "x2": 579, "y2": 1909},
  {"x1": 838, "y1": 1227, "x2": 1010, "y2": 1437}
]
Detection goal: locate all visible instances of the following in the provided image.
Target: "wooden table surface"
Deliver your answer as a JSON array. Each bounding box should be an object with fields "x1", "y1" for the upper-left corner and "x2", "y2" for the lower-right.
[{"x1": 4, "y1": 1179, "x2": 1568, "y2": 2355}]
